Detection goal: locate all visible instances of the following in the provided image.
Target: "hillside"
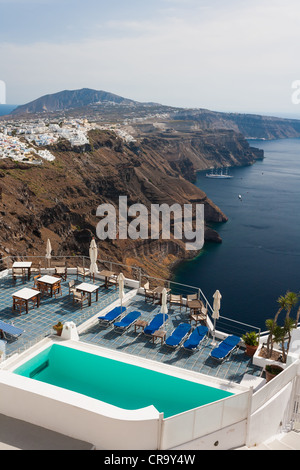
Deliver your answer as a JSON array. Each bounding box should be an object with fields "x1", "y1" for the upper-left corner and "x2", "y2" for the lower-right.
[
  {"x1": 171, "y1": 109, "x2": 300, "y2": 140},
  {"x1": 0, "y1": 128, "x2": 261, "y2": 278},
  {"x1": 11, "y1": 88, "x2": 138, "y2": 116},
  {"x1": 9, "y1": 88, "x2": 300, "y2": 140}
]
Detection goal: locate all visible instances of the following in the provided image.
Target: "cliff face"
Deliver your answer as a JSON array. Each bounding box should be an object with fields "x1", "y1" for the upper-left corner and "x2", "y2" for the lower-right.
[
  {"x1": 133, "y1": 127, "x2": 263, "y2": 182},
  {"x1": 8, "y1": 87, "x2": 300, "y2": 141},
  {"x1": 0, "y1": 129, "x2": 233, "y2": 278},
  {"x1": 171, "y1": 109, "x2": 300, "y2": 140}
]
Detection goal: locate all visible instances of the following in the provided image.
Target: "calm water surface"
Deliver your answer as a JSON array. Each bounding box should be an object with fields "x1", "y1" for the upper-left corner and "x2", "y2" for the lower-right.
[
  {"x1": 174, "y1": 139, "x2": 300, "y2": 330},
  {"x1": 15, "y1": 344, "x2": 232, "y2": 417},
  {"x1": 0, "y1": 104, "x2": 17, "y2": 116}
]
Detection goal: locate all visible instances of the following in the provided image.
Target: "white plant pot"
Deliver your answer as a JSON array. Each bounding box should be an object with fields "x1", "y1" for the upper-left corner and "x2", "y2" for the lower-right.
[{"x1": 253, "y1": 344, "x2": 286, "y2": 371}]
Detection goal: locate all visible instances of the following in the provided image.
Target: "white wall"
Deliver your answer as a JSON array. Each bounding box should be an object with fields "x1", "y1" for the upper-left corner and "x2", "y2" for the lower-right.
[
  {"x1": 160, "y1": 390, "x2": 251, "y2": 450},
  {"x1": 247, "y1": 382, "x2": 293, "y2": 447},
  {"x1": 0, "y1": 371, "x2": 161, "y2": 450},
  {"x1": 170, "y1": 421, "x2": 247, "y2": 450}
]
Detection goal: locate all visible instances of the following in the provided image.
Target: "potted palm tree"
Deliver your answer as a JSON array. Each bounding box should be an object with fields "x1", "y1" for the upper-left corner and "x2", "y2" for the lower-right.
[
  {"x1": 242, "y1": 331, "x2": 259, "y2": 357},
  {"x1": 265, "y1": 291, "x2": 299, "y2": 360}
]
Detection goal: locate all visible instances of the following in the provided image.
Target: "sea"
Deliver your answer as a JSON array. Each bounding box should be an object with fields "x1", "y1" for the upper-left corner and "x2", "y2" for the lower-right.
[
  {"x1": 0, "y1": 104, "x2": 17, "y2": 116},
  {"x1": 174, "y1": 138, "x2": 300, "y2": 331}
]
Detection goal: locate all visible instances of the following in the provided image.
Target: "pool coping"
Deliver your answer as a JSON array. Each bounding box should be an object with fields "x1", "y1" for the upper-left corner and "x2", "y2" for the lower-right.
[{"x1": 2, "y1": 335, "x2": 248, "y2": 396}]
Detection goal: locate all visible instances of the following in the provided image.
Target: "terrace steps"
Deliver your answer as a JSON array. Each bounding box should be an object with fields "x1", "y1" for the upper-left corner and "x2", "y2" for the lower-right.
[{"x1": 236, "y1": 431, "x2": 300, "y2": 450}]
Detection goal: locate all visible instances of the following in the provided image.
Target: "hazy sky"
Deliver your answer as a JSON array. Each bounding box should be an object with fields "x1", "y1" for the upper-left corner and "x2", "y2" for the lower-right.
[{"x1": 1, "y1": 0, "x2": 300, "y2": 115}]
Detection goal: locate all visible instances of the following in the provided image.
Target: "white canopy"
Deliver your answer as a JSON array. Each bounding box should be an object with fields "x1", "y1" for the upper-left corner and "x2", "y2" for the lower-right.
[
  {"x1": 45, "y1": 239, "x2": 52, "y2": 259},
  {"x1": 117, "y1": 273, "x2": 125, "y2": 307},
  {"x1": 213, "y1": 290, "x2": 222, "y2": 319},
  {"x1": 45, "y1": 239, "x2": 52, "y2": 268},
  {"x1": 89, "y1": 238, "x2": 98, "y2": 280},
  {"x1": 212, "y1": 290, "x2": 222, "y2": 345},
  {"x1": 160, "y1": 288, "x2": 168, "y2": 324}
]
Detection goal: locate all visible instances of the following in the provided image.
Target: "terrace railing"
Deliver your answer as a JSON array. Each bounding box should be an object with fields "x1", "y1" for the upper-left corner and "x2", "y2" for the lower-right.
[{"x1": 0, "y1": 254, "x2": 261, "y2": 341}]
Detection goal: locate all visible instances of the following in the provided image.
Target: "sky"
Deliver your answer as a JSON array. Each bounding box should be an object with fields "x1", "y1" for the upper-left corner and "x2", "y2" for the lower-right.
[{"x1": 1, "y1": 0, "x2": 300, "y2": 116}]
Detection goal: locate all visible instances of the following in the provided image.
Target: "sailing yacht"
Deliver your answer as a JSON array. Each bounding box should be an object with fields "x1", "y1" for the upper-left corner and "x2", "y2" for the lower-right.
[{"x1": 205, "y1": 167, "x2": 233, "y2": 179}]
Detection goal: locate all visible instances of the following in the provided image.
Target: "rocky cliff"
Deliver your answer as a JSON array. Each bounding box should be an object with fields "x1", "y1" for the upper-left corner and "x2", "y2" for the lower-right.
[
  {"x1": 9, "y1": 88, "x2": 300, "y2": 141},
  {"x1": 171, "y1": 109, "x2": 300, "y2": 140},
  {"x1": 130, "y1": 125, "x2": 263, "y2": 182},
  {"x1": 0, "y1": 129, "x2": 236, "y2": 278}
]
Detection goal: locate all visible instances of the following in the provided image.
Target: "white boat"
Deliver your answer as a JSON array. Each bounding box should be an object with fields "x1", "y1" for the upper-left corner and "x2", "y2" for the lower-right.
[{"x1": 205, "y1": 168, "x2": 233, "y2": 179}]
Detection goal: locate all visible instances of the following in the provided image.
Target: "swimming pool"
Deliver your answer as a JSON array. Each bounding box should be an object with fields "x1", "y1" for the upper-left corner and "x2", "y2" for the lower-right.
[{"x1": 14, "y1": 344, "x2": 233, "y2": 418}]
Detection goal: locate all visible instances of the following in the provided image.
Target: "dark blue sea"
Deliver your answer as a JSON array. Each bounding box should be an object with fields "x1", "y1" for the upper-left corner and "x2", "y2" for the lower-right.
[
  {"x1": 174, "y1": 139, "x2": 300, "y2": 330},
  {"x1": 0, "y1": 104, "x2": 17, "y2": 116}
]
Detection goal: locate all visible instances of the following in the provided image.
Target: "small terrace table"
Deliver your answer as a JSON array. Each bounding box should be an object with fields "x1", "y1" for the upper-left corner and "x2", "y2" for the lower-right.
[
  {"x1": 152, "y1": 329, "x2": 167, "y2": 345},
  {"x1": 76, "y1": 282, "x2": 100, "y2": 306},
  {"x1": 134, "y1": 319, "x2": 148, "y2": 333},
  {"x1": 37, "y1": 275, "x2": 61, "y2": 298},
  {"x1": 98, "y1": 270, "x2": 116, "y2": 289},
  {"x1": 12, "y1": 287, "x2": 41, "y2": 314},
  {"x1": 12, "y1": 262, "x2": 32, "y2": 280}
]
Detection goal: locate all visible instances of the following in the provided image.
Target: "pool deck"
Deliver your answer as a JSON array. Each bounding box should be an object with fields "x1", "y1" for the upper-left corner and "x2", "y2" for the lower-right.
[{"x1": 0, "y1": 271, "x2": 262, "y2": 385}]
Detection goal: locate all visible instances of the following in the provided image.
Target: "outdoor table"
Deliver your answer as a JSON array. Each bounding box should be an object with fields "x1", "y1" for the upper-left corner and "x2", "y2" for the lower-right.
[
  {"x1": 152, "y1": 329, "x2": 167, "y2": 345},
  {"x1": 37, "y1": 275, "x2": 61, "y2": 298},
  {"x1": 153, "y1": 286, "x2": 171, "y2": 305},
  {"x1": 98, "y1": 270, "x2": 116, "y2": 288},
  {"x1": 12, "y1": 261, "x2": 32, "y2": 280},
  {"x1": 12, "y1": 287, "x2": 41, "y2": 314},
  {"x1": 134, "y1": 319, "x2": 148, "y2": 333},
  {"x1": 76, "y1": 282, "x2": 100, "y2": 306}
]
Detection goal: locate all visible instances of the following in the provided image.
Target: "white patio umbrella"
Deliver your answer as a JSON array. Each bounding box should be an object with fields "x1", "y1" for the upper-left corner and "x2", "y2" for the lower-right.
[
  {"x1": 117, "y1": 273, "x2": 125, "y2": 309},
  {"x1": 160, "y1": 288, "x2": 168, "y2": 327},
  {"x1": 212, "y1": 290, "x2": 222, "y2": 345},
  {"x1": 45, "y1": 239, "x2": 52, "y2": 269},
  {"x1": 89, "y1": 238, "x2": 98, "y2": 282}
]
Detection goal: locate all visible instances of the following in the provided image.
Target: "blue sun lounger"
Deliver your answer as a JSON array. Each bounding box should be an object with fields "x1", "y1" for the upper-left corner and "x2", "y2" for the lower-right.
[
  {"x1": 210, "y1": 335, "x2": 241, "y2": 362},
  {"x1": 165, "y1": 323, "x2": 191, "y2": 348},
  {"x1": 113, "y1": 311, "x2": 141, "y2": 333},
  {"x1": 183, "y1": 325, "x2": 209, "y2": 352},
  {"x1": 98, "y1": 306, "x2": 126, "y2": 326},
  {"x1": 144, "y1": 313, "x2": 169, "y2": 336},
  {"x1": 0, "y1": 320, "x2": 24, "y2": 341}
]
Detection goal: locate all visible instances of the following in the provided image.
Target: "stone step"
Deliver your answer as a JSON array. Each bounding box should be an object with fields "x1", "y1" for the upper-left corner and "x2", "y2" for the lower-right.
[
  {"x1": 266, "y1": 439, "x2": 293, "y2": 450},
  {"x1": 235, "y1": 443, "x2": 270, "y2": 450},
  {"x1": 281, "y1": 431, "x2": 300, "y2": 450},
  {"x1": 235, "y1": 431, "x2": 300, "y2": 450}
]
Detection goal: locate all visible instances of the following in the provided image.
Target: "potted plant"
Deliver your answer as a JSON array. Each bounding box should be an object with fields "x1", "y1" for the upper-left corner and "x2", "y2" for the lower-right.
[
  {"x1": 265, "y1": 364, "x2": 284, "y2": 382},
  {"x1": 264, "y1": 292, "x2": 299, "y2": 362},
  {"x1": 242, "y1": 331, "x2": 259, "y2": 357},
  {"x1": 53, "y1": 321, "x2": 63, "y2": 336}
]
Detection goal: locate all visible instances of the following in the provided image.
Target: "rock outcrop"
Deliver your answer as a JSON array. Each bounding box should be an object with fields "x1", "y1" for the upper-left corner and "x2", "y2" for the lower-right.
[{"x1": 0, "y1": 129, "x2": 233, "y2": 278}]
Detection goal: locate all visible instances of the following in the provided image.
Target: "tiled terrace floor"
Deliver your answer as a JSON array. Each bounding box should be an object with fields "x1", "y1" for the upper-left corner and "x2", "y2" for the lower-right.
[
  {"x1": 80, "y1": 294, "x2": 262, "y2": 384},
  {"x1": 0, "y1": 273, "x2": 262, "y2": 384},
  {"x1": 0, "y1": 273, "x2": 124, "y2": 357}
]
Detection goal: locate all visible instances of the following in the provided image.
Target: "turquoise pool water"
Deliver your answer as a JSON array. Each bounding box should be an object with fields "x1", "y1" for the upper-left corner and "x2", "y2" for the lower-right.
[{"x1": 14, "y1": 344, "x2": 233, "y2": 418}]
